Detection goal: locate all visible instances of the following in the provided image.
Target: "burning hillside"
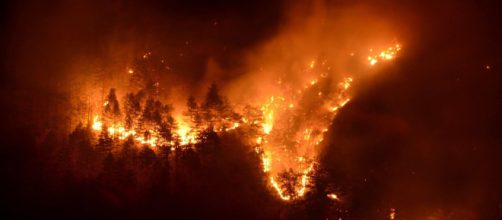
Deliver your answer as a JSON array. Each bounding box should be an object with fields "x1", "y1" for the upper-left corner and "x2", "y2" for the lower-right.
[
  {"x1": 3, "y1": 0, "x2": 502, "y2": 219},
  {"x1": 82, "y1": 43, "x2": 401, "y2": 201}
]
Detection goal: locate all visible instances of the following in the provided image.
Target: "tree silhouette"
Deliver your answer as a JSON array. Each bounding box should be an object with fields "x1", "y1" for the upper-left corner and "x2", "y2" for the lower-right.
[
  {"x1": 96, "y1": 125, "x2": 113, "y2": 155},
  {"x1": 139, "y1": 146, "x2": 156, "y2": 168},
  {"x1": 278, "y1": 169, "x2": 301, "y2": 200},
  {"x1": 119, "y1": 137, "x2": 138, "y2": 165},
  {"x1": 204, "y1": 83, "x2": 224, "y2": 109},
  {"x1": 124, "y1": 92, "x2": 143, "y2": 129},
  {"x1": 202, "y1": 83, "x2": 224, "y2": 126},
  {"x1": 159, "y1": 116, "x2": 176, "y2": 144},
  {"x1": 104, "y1": 88, "x2": 121, "y2": 122},
  {"x1": 139, "y1": 98, "x2": 175, "y2": 144},
  {"x1": 184, "y1": 95, "x2": 203, "y2": 136},
  {"x1": 141, "y1": 98, "x2": 162, "y2": 125},
  {"x1": 69, "y1": 123, "x2": 97, "y2": 179},
  {"x1": 242, "y1": 105, "x2": 264, "y2": 136},
  {"x1": 201, "y1": 83, "x2": 240, "y2": 130}
]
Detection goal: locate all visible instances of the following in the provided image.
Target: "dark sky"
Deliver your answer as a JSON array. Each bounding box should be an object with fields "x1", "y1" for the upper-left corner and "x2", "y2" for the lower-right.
[
  {"x1": 1, "y1": 0, "x2": 502, "y2": 218},
  {"x1": 1, "y1": 0, "x2": 500, "y2": 88},
  {"x1": 0, "y1": 0, "x2": 282, "y2": 87}
]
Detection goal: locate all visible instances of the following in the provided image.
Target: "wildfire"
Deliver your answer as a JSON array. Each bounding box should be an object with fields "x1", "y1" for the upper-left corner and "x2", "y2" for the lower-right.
[
  {"x1": 260, "y1": 96, "x2": 283, "y2": 135},
  {"x1": 258, "y1": 74, "x2": 353, "y2": 200},
  {"x1": 92, "y1": 115, "x2": 150, "y2": 145},
  {"x1": 252, "y1": 42, "x2": 401, "y2": 201},
  {"x1": 368, "y1": 43, "x2": 402, "y2": 66},
  {"x1": 297, "y1": 163, "x2": 314, "y2": 197},
  {"x1": 82, "y1": 42, "x2": 401, "y2": 202},
  {"x1": 176, "y1": 119, "x2": 197, "y2": 145},
  {"x1": 92, "y1": 116, "x2": 103, "y2": 131},
  {"x1": 262, "y1": 151, "x2": 272, "y2": 172},
  {"x1": 270, "y1": 177, "x2": 291, "y2": 201}
]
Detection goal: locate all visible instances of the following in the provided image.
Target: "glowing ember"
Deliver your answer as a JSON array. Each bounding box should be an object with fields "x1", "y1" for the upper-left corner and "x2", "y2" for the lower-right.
[
  {"x1": 390, "y1": 208, "x2": 396, "y2": 219},
  {"x1": 296, "y1": 163, "x2": 314, "y2": 197},
  {"x1": 270, "y1": 177, "x2": 291, "y2": 201},
  {"x1": 176, "y1": 119, "x2": 196, "y2": 145},
  {"x1": 368, "y1": 43, "x2": 402, "y2": 66},
  {"x1": 327, "y1": 193, "x2": 339, "y2": 200},
  {"x1": 262, "y1": 151, "x2": 272, "y2": 172},
  {"x1": 92, "y1": 116, "x2": 103, "y2": 131},
  {"x1": 309, "y1": 60, "x2": 316, "y2": 69},
  {"x1": 92, "y1": 112, "x2": 159, "y2": 147}
]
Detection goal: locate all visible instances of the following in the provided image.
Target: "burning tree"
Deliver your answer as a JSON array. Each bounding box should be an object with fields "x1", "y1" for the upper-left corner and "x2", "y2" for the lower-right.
[{"x1": 184, "y1": 95, "x2": 203, "y2": 139}]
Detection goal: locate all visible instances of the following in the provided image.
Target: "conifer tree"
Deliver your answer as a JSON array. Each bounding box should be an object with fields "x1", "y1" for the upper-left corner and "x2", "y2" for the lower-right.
[{"x1": 104, "y1": 88, "x2": 121, "y2": 122}]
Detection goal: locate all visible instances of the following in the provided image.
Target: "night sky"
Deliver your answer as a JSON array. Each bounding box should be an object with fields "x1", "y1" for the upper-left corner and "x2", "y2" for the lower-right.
[{"x1": 1, "y1": 0, "x2": 502, "y2": 219}]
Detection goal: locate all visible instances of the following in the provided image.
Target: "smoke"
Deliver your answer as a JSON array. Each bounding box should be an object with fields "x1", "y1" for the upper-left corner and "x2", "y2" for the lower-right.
[
  {"x1": 205, "y1": 0, "x2": 416, "y2": 200},
  {"x1": 224, "y1": 0, "x2": 412, "y2": 104},
  {"x1": 0, "y1": 0, "x2": 416, "y2": 118}
]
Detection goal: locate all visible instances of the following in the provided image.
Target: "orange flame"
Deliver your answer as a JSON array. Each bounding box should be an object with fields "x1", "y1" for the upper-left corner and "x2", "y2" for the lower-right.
[
  {"x1": 368, "y1": 43, "x2": 402, "y2": 66},
  {"x1": 83, "y1": 42, "x2": 401, "y2": 201}
]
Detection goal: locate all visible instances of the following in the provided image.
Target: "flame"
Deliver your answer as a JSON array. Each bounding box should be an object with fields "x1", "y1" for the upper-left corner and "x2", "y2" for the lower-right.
[
  {"x1": 309, "y1": 60, "x2": 316, "y2": 69},
  {"x1": 270, "y1": 177, "x2": 291, "y2": 201},
  {"x1": 390, "y1": 208, "x2": 396, "y2": 219},
  {"x1": 176, "y1": 119, "x2": 197, "y2": 145},
  {"x1": 262, "y1": 151, "x2": 272, "y2": 172},
  {"x1": 368, "y1": 43, "x2": 402, "y2": 66},
  {"x1": 253, "y1": 42, "x2": 401, "y2": 201},
  {"x1": 91, "y1": 114, "x2": 157, "y2": 147},
  {"x1": 256, "y1": 74, "x2": 353, "y2": 200},
  {"x1": 261, "y1": 96, "x2": 281, "y2": 135},
  {"x1": 327, "y1": 193, "x2": 339, "y2": 200},
  {"x1": 92, "y1": 116, "x2": 103, "y2": 131},
  {"x1": 81, "y1": 42, "x2": 401, "y2": 201},
  {"x1": 296, "y1": 163, "x2": 314, "y2": 197}
]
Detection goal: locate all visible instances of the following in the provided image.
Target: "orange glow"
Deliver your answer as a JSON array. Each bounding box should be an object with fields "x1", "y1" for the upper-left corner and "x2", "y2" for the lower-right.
[
  {"x1": 81, "y1": 42, "x2": 402, "y2": 202},
  {"x1": 262, "y1": 151, "x2": 272, "y2": 172},
  {"x1": 92, "y1": 116, "x2": 102, "y2": 131},
  {"x1": 176, "y1": 119, "x2": 197, "y2": 145},
  {"x1": 327, "y1": 193, "x2": 339, "y2": 200},
  {"x1": 368, "y1": 43, "x2": 402, "y2": 66},
  {"x1": 270, "y1": 177, "x2": 291, "y2": 201},
  {"x1": 309, "y1": 60, "x2": 316, "y2": 69},
  {"x1": 92, "y1": 113, "x2": 158, "y2": 147},
  {"x1": 296, "y1": 163, "x2": 314, "y2": 197}
]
